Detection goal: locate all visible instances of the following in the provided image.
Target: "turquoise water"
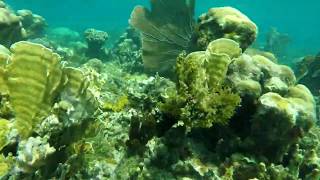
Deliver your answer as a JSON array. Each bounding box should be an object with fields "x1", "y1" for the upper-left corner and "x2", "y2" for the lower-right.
[{"x1": 7, "y1": 0, "x2": 320, "y2": 55}]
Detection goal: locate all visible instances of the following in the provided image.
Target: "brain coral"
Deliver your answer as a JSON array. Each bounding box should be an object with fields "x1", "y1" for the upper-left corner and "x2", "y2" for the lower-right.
[
  {"x1": 227, "y1": 51, "x2": 316, "y2": 162},
  {"x1": 196, "y1": 7, "x2": 258, "y2": 51}
]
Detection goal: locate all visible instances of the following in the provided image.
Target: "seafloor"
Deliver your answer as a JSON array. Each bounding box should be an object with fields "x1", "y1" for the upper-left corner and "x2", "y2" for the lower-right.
[{"x1": 0, "y1": 0, "x2": 320, "y2": 179}]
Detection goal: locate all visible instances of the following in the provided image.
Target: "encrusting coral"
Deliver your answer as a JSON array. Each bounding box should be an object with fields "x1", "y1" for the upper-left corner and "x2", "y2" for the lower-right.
[{"x1": 16, "y1": 136, "x2": 55, "y2": 173}]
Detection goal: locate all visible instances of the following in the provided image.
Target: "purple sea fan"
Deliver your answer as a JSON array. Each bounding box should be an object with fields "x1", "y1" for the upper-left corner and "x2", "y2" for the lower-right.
[{"x1": 129, "y1": 0, "x2": 195, "y2": 78}]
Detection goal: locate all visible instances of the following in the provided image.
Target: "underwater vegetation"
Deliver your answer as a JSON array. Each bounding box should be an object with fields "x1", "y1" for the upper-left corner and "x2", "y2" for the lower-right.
[
  {"x1": 0, "y1": 0, "x2": 319, "y2": 179},
  {"x1": 129, "y1": 0, "x2": 257, "y2": 79}
]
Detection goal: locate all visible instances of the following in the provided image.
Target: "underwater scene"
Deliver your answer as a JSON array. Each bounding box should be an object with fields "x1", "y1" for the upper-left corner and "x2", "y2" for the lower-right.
[{"x1": 0, "y1": 0, "x2": 320, "y2": 179}]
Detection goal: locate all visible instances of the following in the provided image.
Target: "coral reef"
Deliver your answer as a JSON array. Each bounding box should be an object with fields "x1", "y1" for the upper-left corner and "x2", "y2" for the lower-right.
[
  {"x1": 227, "y1": 53, "x2": 296, "y2": 99},
  {"x1": 0, "y1": 41, "x2": 98, "y2": 178},
  {"x1": 0, "y1": 5, "x2": 25, "y2": 47},
  {"x1": 0, "y1": 0, "x2": 319, "y2": 179},
  {"x1": 32, "y1": 27, "x2": 88, "y2": 66},
  {"x1": 16, "y1": 136, "x2": 55, "y2": 173},
  {"x1": 196, "y1": 7, "x2": 258, "y2": 51},
  {"x1": 0, "y1": 2, "x2": 46, "y2": 46},
  {"x1": 111, "y1": 27, "x2": 143, "y2": 73},
  {"x1": 295, "y1": 52, "x2": 320, "y2": 95},
  {"x1": 6, "y1": 41, "x2": 63, "y2": 138},
  {"x1": 17, "y1": 9, "x2": 47, "y2": 39},
  {"x1": 250, "y1": 85, "x2": 315, "y2": 162},
  {"x1": 130, "y1": 2, "x2": 257, "y2": 78},
  {"x1": 129, "y1": 0, "x2": 195, "y2": 77},
  {"x1": 84, "y1": 28, "x2": 109, "y2": 60},
  {"x1": 264, "y1": 27, "x2": 291, "y2": 60},
  {"x1": 175, "y1": 38, "x2": 242, "y2": 129},
  {"x1": 226, "y1": 50, "x2": 316, "y2": 162}
]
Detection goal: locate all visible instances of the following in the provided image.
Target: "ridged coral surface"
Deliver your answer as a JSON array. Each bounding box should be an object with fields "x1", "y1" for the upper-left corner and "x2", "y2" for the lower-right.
[{"x1": 8, "y1": 41, "x2": 62, "y2": 138}]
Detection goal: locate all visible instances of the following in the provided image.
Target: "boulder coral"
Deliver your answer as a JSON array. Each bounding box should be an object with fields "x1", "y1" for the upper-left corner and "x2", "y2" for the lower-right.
[
  {"x1": 16, "y1": 136, "x2": 55, "y2": 173},
  {"x1": 227, "y1": 53, "x2": 296, "y2": 99},
  {"x1": 84, "y1": 28, "x2": 108, "y2": 59},
  {"x1": 0, "y1": 7, "x2": 25, "y2": 47},
  {"x1": 17, "y1": 9, "x2": 47, "y2": 39},
  {"x1": 130, "y1": 1, "x2": 257, "y2": 78},
  {"x1": 226, "y1": 51, "x2": 316, "y2": 162},
  {"x1": 196, "y1": 7, "x2": 258, "y2": 51},
  {"x1": 251, "y1": 85, "x2": 316, "y2": 161}
]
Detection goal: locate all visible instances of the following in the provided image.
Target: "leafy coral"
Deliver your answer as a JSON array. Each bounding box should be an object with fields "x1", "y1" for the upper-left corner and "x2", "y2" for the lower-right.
[
  {"x1": 0, "y1": 119, "x2": 9, "y2": 151},
  {"x1": 170, "y1": 38, "x2": 242, "y2": 129}
]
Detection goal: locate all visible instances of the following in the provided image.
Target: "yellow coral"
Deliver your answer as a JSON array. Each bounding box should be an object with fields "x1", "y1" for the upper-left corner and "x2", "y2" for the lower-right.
[
  {"x1": 103, "y1": 95, "x2": 129, "y2": 112},
  {"x1": 0, "y1": 153, "x2": 14, "y2": 178},
  {"x1": 0, "y1": 119, "x2": 9, "y2": 151},
  {"x1": 176, "y1": 38, "x2": 242, "y2": 128},
  {"x1": 6, "y1": 41, "x2": 63, "y2": 138},
  {"x1": 0, "y1": 154, "x2": 9, "y2": 177}
]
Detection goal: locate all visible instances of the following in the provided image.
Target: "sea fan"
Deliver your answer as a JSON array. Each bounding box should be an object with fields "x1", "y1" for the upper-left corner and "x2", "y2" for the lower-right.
[{"x1": 129, "y1": 0, "x2": 195, "y2": 78}]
